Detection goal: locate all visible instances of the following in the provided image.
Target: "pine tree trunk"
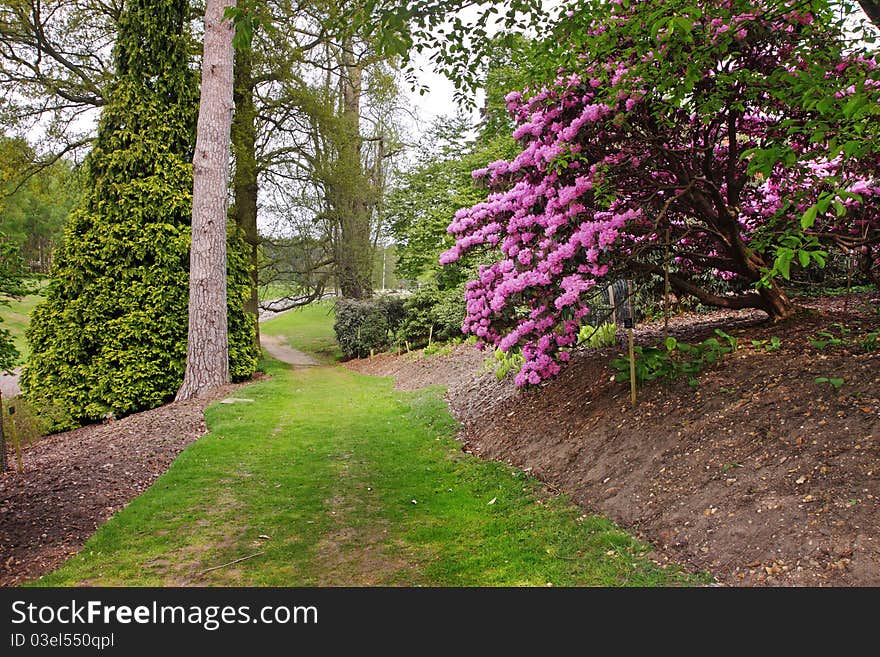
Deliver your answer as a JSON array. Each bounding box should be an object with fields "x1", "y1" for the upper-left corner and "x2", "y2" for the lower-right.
[
  {"x1": 231, "y1": 43, "x2": 260, "y2": 349},
  {"x1": 177, "y1": 0, "x2": 235, "y2": 401},
  {"x1": 335, "y1": 48, "x2": 373, "y2": 300}
]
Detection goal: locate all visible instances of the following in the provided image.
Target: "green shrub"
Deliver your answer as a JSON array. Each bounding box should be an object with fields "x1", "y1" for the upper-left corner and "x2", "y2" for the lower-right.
[
  {"x1": 396, "y1": 285, "x2": 466, "y2": 348},
  {"x1": 490, "y1": 347, "x2": 525, "y2": 381},
  {"x1": 611, "y1": 329, "x2": 738, "y2": 388},
  {"x1": 578, "y1": 322, "x2": 618, "y2": 348},
  {"x1": 334, "y1": 298, "x2": 396, "y2": 359},
  {"x1": 21, "y1": 0, "x2": 257, "y2": 431},
  {"x1": 2, "y1": 396, "x2": 66, "y2": 449},
  {"x1": 378, "y1": 295, "x2": 407, "y2": 334}
]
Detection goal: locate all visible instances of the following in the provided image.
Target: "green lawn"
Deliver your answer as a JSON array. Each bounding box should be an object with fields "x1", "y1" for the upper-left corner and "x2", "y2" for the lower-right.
[
  {"x1": 34, "y1": 301, "x2": 703, "y2": 587},
  {"x1": 260, "y1": 299, "x2": 341, "y2": 363},
  {"x1": 259, "y1": 281, "x2": 312, "y2": 302},
  {"x1": 1, "y1": 280, "x2": 46, "y2": 365}
]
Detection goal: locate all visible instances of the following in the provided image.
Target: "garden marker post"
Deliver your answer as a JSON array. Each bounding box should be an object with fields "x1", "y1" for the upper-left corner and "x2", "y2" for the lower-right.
[
  {"x1": 0, "y1": 390, "x2": 6, "y2": 473},
  {"x1": 663, "y1": 227, "x2": 671, "y2": 340},
  {"x1": 626, "y1": 279, "x2": 636, "y2": 408},
  {"x1": 8, "y1": 404, "x2": 21, "y2": 473}
]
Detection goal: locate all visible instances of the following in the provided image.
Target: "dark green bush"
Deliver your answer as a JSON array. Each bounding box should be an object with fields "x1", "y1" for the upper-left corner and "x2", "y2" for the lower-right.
[
  {"x1": 334, "y1": 298, "x2": 397, "y2": 359},
  {"x1": 21, "y1": 0, "x2": 257, "y2": 431},
  {"x1": 396, "y1": 285, "x2": 466, "y2": 348},
  {"x1": 377, "y1": 295, "x2": 407, "y2": 334}
]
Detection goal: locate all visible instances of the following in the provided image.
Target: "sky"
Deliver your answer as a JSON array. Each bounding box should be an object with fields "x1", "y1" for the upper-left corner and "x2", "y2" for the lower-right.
[{"x1": 399, "y1": 51, "x2": 484, "y2": 144}]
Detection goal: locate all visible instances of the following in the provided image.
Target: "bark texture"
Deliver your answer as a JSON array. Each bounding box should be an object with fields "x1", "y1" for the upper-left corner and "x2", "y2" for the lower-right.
[
  {"x1": 177, "y1": 0, "x2": 236, "y2": 401},
  {"x1": 334, "y1": 47, "x2": 374, "y2": 300}
]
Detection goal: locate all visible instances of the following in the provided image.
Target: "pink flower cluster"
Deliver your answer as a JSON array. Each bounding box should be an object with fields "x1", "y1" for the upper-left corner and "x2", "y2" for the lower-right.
[{"x1": 441, "y1": 0, "x2": 880, "y2": 386}]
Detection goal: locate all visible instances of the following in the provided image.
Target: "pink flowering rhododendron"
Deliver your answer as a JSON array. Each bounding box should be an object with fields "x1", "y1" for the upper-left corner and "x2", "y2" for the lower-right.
[{"x1": 441, "y1": 0, "x2": 880, "y2": 387}]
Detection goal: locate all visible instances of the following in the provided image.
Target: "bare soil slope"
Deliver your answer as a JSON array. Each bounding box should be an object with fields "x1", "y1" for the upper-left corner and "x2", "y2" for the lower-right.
[
  {"x1": 0, "y1": 385, "x2": 240, "y2": 586},
  {"x1": 350, "y1": 293, "x2": 880, "y2": 586}
]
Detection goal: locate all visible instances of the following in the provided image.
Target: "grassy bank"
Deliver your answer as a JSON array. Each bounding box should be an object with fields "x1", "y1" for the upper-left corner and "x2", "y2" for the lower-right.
[{"x1": 34, "y1": 302, "x2": 702, "y2": 586}]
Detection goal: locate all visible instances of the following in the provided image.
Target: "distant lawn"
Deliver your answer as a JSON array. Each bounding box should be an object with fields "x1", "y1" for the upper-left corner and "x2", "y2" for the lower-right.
[
  {"x1": 260, "y1": 299, "x2": 340, "y2": 363},
  {"x1": 2, "y1": 279, "x2": 47, "y2": 365},
  {"x1": 259, "y1": 281, "x2": 310, "y2": 302}
]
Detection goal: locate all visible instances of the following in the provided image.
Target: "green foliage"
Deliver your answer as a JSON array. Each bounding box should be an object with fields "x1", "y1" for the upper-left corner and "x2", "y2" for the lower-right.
[
  {"x1": 814, "y1": 376, "x2": 844, "y2": 390},
  {"x1": 1, "y1": 395, "x2": 67, "y2": 447},
  {"x1": 809, "y1": 323, "x2": 850, "y2": 350},
  {"x1": 227, "y1": 226, "x2": 260, "y2": 380},
  {"x1": 0, "y1": 278, "x2": 44, "y2": 366},
  {"x1": 489, "y1": 347, "x2": 525, "y2": 381},
  {"x1": 0, "y1": 135, "x2": 80, "y2": 274},
  {"x1": 395, "y1": 285, "x2": 466, "y2": 349},
  {"x1": 22, "y1": 0, "x2": 256, "y2": 430},
  {"x1": 387, "y1": 121, "x2": 516, "y2": 284},
  {"x1": 750, "y1": 336, "x2": 782, "y2": 352},
  {"x1": 333, "y1": 296, "x2": 405, "y2": 359},
  {"x1": 0, "y1": 233, "x2": 30, "y2": 371},
  {"x1": 807, "y1": 322, "x2": 880, "y2": 354},
  {"x1": 578, "y1": 322, "x2": 617, "y2": 349},
  {"x1": 612, "y1": 330, "x2": 738, "y2": 387},
  {"x1": 386, "y1": 119, "x2": 517, "y2": 354}
]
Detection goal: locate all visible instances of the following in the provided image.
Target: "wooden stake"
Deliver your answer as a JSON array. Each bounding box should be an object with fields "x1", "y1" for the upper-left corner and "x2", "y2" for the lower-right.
[
  {"x1": 663, "y1": 227, "x2": 671, "y2": 339},
  {"x1": 626, "y1": 278, "x2": 637, "y2": 408},
  {"x1": 844, "y1": 250, "x2": 853, "y2": 314},
  {"x1": 0, "y1": 390, "x2": 6, "y2": 473},
  {"x1": 9, "y1": 406, "x2": 22, "y2": 474},
  {"x1": 628, "y1": 327, "x2": 637, "y2": 408}
]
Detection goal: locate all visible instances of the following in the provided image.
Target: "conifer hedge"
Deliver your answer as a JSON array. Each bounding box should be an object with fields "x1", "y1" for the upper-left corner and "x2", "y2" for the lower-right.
[{"x1": 23, "y1": 0, "x2": 257, "y2": 429}]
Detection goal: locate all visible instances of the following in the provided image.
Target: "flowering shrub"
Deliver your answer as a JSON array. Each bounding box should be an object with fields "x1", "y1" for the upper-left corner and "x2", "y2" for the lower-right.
[{"x1": 441, "y1": 0, "x2": 880, "y2": 386}]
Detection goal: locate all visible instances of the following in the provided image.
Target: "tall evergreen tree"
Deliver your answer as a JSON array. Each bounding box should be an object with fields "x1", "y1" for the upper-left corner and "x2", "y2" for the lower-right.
[{"x1": 23, "y1": 0, "x2": 256, "y2": 429}]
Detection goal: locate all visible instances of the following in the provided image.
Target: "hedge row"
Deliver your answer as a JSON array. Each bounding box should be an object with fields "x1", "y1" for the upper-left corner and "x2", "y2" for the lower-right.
[{"x1": 333, "y1": 287, "x2": 465, "y2": 360}]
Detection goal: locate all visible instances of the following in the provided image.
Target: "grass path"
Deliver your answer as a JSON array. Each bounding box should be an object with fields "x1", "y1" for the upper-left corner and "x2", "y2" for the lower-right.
[{"x1": 34, "y1": 306, "x2": 702, "y2": 587}]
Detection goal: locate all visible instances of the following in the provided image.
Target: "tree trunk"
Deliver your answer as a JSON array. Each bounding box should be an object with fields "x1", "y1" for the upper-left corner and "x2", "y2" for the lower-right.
[
  {"x1": 756, "y1": 282, "x2": 794, "y2": 320},
  {"x1": 334, "y1": 47, "x2": 373, "y2": 300},
  {"x1": 177, "y1": 0, "x2": 235, "y2": 401},
  {"x1": 231, "y1": 41, "x2": 260, "y2": 349},
  {"x1": 858, "y1": 1, "x2": 880, "y2": 29}
]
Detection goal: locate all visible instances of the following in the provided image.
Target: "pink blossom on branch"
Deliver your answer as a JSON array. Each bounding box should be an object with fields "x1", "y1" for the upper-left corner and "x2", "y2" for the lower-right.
[{"x1": 441, "y1": 0, "x2": 880, "y2": 387}]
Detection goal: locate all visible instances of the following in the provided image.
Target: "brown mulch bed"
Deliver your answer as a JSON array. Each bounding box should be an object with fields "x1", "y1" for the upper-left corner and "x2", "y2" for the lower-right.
[
  {"x1": 349, "y1": 292, "x2": 880, "y2": 586},
  {"x1": 0, "y1": 384, "x2": 240, "y2": 587}
]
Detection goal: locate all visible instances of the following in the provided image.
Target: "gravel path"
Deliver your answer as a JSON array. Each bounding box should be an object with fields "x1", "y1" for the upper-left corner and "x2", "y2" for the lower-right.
[{"x1": 260, "y1": 334, "x2": 319, "y2": 367}]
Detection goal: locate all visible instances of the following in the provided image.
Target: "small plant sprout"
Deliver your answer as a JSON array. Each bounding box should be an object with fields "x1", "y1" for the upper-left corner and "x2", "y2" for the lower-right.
[{"x1": 814, "y1": 376, "x2": 844, "y2": 390}]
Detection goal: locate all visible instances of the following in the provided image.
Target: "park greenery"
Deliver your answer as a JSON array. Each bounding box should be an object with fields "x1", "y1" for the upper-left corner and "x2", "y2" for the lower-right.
[
  {"x1": 439, "y1": 0, "x2": 880, "y2": 385},
  {"x1": 21, "y1": 0, "x2": 256, "y2": 428},
  {"x1": 34, "y1": 305, "x2": 700, "y2": 587},
  {"x1": 0, "y1": 1, "x2": 875, "y2": 423},
  {"x1": 0, "y1": 0, "x2": 878, "y2": 593}
]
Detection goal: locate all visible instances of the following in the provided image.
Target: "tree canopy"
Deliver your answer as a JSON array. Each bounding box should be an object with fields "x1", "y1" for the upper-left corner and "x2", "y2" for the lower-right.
[{"x1": 440, "y1": 0, "x2": 880, "y2": 386}]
